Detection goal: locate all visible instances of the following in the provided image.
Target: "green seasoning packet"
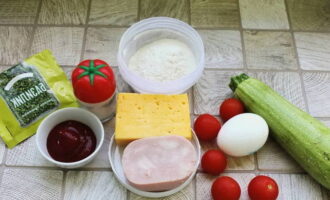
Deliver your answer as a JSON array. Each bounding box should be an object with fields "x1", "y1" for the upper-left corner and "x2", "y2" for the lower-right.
[{"x1": 0, "y1": 50, "x2": 78, "y2": 148}]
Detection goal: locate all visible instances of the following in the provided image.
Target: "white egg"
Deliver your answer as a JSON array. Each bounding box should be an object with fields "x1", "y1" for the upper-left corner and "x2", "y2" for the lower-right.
[{"x1": 217, "y1": 113, "x2": 269, "y2": 157}]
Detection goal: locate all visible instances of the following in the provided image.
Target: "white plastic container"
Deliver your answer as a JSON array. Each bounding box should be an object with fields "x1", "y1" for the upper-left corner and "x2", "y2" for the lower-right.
[{"x1": 117, "y1": 17, "x2": 205, "y2": 94}]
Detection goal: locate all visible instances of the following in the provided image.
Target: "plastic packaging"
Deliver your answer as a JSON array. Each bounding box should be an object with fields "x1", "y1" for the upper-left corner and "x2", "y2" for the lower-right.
[
  {"x1": 117, "y1": 17, "x2": 205, "y2": 94},
  {"x1": 0, "y1": 50, "x2": 78, "y2": 148}
]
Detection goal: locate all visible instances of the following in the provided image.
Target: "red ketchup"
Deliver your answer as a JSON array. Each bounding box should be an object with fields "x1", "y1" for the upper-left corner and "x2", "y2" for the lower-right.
[{"x1": 47, "y1": 120, "x2": 96, "y2": 162}]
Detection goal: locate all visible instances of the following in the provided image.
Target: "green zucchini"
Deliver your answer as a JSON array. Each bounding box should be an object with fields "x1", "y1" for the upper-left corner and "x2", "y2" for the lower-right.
[{"x1": 230, "y1": 73, "x2": 330, "y2": 189}]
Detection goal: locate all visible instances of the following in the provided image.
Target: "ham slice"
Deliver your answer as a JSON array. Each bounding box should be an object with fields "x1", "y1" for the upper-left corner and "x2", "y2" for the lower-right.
[{"x1": 122, "y1": 135, "x2": 197, "y2": 192}]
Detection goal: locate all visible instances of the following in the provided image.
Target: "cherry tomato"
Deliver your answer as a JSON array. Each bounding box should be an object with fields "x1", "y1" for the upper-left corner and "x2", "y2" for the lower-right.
[
  {"x1": 219, "y1": 98, "x2": 245, "y2": 121},
  {"x1": 194, "y1": 114, "x2": 221, "y2": 141},
  {"x1": 211, "y1": 176, "x2": 241, "y2": 200},
  {"x1": 248, "y1": 175, "x2": 279, "y2": 200},
  {"x1": 201, "y1": 150, "x2": 227, "y2": 175}
]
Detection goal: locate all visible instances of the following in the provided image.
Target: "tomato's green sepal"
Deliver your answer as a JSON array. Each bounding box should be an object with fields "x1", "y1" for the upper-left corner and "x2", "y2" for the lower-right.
[{"x1": 77, "y1": 60, "x2": 108, "y2": 85}]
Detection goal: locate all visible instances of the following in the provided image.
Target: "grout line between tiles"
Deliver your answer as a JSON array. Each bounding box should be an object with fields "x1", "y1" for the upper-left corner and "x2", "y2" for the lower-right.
[
  {"x1": 0, "y1": 23, "x2": 130, "y2": 28},
  {"x1": 253, "y1": 153, "x2": 258, "y2": 171},
  {"x1": 197, "y1": 168, "x2": 305, "y2": 174},
  {"x1": 0, "y1": 165, "x2": 4, "y2": 188},
  {"x1": 240, "y1": 30, "x2": 248, "y2": 70},
  {"x1": 316, "y1": 117, "x2": 330, "y2": 120},
  {"x1": 1, "y1": 25, "x2": 330, "y2": 33},
  {"x1": 196, "y1": 67, "x2": 330, "y2": 73},
  {"x1": 26, "y1": 0, "x2": 43, "y2": 56},
  {"x1": 126, "y1": 189, "x2": 130, "y2": 200},
  {"x1": 187, "y1": 0, "x2": 192, "y2": 25},
  {"x1": 193, "y1": 173, "x2": 197, "y2": 200},
  {"x1": 0, "y1": 147, "x2": 8, "y2": 185},
  {"x1": 301, "y1": 69, "x2": 330, "y2": 73},
  {"x1": 198, "y1": 170, "x2": 305, "y2": 175},
  {"x1": 60, "y1": 171, "x2": 67, "y2": 200},
  {"x1": 283, "y1": 0, "x2": 310, "y2": 114},
  {"x1": 137, "y1": 0, "x2": 141, "y2": 21},
  {"x1": 79, "y1": 0, "x2": 93, "y2": 61},
  {"x1": 188, "y1": 0, "x2": 196, "y2": 192},
  {"x1": 190, "y1": 87, "x2": 195, "y2": 117},
  {"x1": 203, "y1": 67, "x2": 330, "y2": 74},
  {"x1": 236, "y1": 0, "x2": 248, "y2": 71},
  {"x1": 255, "y1": 170, "x2": 307, "y2": 175},
  {"x1": 204, "y1": 68, "x2": 297, "y2": 73},
  {"x1": 3, "y1": 165, "x2": 112, "y2": 171}
]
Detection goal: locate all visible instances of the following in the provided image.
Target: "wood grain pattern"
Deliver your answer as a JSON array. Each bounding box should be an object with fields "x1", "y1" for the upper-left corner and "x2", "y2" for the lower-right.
[
  {"x1": 140, "y1": 0, "x2": 189, "y2": 23},
  {"x1": 0, "y1": 0, "x2": 39, "y2": 24},
  {"x1": 191, "y1": 0, "x2": 240, "y2": 28},
  {"x1": 0, "y1": 65, "x2": 11, "y2": 71},
  {"x1": 287, "y1": 0, "x2": 330, "y2": 31},
  {"x1": 62, "y1": 67, "x2": 132, "y2": 93},
  {"x1": 64, "y1": 171, "x2": 127, "y2": 200},
  {"x1": 129, "y1": 182, "x2": 194, "y2": 200},
  {"x1": 84, "y1": 28, "x2": 125, "y2": 66},
  {"x1": 261, "y1": 173, "x2": 323, "y2": 200},
  {"x1": 239, "y1": 0, "x2": 289, "y2": 29},
  {"x1": 249, "y1": 71, "x2": 307, "y2": 111},
  {"x1": 0, "y1": 168, "x2": 63, "y2": 200},
  {"x1": 0, "y1": 26, "x2": 33, "y2": 65},
  {"x1": 295, "y1": 32, "x2": 330, "y2": 71},
  {"x1": 89, "y1": 0, "x2": 138, "y2": 25},
  {"x1": 196, "y1": 173, "x2": 255, "y2": 200},
  {"x1": 31, "y1": 27, "x2": 84, "y2": 65},
  {"x1": 6, "y1": 135, "x2": 55, "y2": 167},
  {"x1": 195, "y1": 71, "x2": 305, "y2": 116},
  {"x1": 193, "y1": 70, "x2": 237, "y2": 115},
  {"x1": 227, "y1": 155, "x2": 255, "y2": 171},
  {"x1": 244, "y1": 31, "x2": 298, "y2": 70},
  {"x1": 198, "y1": 129, "x2": 255, "y2": 171},
  {"x1": 38, "y1": 0, "x2": 88, "y2": 25},
  {"x1": 257, "y1": 138, "x2": 303, "y2": 172},
  {"x1": 303, "y1": 72, "x2": 330, "y2": 117},
  {"x1": 198, "y1": 30, "x2": 243, "y2": 69}
]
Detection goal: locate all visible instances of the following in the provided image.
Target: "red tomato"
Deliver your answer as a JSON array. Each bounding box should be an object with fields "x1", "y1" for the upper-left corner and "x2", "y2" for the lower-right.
[
  {"x1": 219, "y1": 98, "x2": 245, "y2": 121},
  {"x1": 211, "y1": 176, "x2": 241, "y2": 200},
  {"x1": 194, "y1": 114, "x2": 221, "y2": 141},
  {"x1": 201, "y1": 150, "x2": 227, "y2": 175},
  {"x1": 72, "y1": 59, "x2": 116, "y2": 103},
  {"x1": 248, "y1": 175, "x2": 279, "y2": 200}
]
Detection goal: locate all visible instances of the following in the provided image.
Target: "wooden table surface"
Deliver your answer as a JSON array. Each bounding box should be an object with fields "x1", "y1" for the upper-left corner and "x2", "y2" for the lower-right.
[{"x1": 0, "y1": 0, "x2": 329, "y2": 199}]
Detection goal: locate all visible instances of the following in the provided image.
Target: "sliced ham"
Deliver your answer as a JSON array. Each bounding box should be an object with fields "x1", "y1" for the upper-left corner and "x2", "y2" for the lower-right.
[{"x1": 122, "y1": 135, "x2": 197, "y2": 192}]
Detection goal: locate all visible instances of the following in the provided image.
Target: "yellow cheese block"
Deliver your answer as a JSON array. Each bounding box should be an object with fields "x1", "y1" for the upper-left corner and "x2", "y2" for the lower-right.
[{"x1": 115, "y1": 93, "x2": 192, "y2": 145}]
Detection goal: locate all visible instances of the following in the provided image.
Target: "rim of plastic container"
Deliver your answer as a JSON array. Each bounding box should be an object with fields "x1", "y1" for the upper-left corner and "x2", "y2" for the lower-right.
[{"x1": 117, "y1": 17, "x2": 205, "y2": 94}]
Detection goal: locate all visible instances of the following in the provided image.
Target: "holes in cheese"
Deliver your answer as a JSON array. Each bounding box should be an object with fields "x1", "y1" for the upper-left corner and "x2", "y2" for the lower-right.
[{"x1": 115, "y1": 93, "x2": 192, "y2": 145}]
